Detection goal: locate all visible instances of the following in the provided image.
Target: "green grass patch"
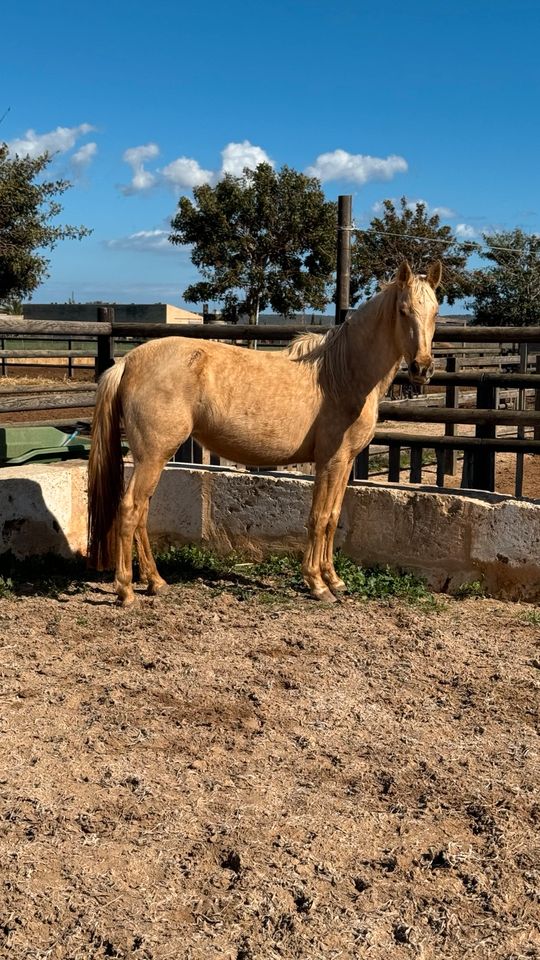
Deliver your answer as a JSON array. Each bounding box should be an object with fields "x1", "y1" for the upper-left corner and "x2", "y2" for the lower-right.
[
  {"x1": 155, "y1": 545, "x2": 435, "y2": 606},
  {"x1": 521, "y1": 608, "x2": 540, "y2": 626}
]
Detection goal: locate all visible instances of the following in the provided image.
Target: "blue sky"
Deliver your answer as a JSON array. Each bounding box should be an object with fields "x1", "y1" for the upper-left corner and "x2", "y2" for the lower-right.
[{"x1": 2, "y1": 0, "x2": 538, "y2": 311}]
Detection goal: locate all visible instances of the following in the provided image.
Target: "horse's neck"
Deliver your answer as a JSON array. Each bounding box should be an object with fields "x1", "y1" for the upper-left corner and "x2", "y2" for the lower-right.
[{"x1": 347, "y1": 290, "x2": 402, "y2": 399}]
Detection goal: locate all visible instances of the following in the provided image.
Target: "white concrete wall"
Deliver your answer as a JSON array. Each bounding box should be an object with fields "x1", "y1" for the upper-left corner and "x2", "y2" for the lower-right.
[{"x1": 1, "y1": 461, "x2": 539, "y2": 600}]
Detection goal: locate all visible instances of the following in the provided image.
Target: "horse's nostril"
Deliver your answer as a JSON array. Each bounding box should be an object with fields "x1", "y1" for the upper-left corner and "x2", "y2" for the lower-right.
[{"x1": 410, "y1": 360, "x2": 420, "y2": 376}]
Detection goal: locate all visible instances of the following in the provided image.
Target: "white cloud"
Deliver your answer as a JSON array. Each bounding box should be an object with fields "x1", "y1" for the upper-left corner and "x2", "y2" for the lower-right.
[
  {"x1": 121, "y1": 143, "x2": 160, "y2": 194},
  {"x1": 121, "y1": 139, "x2": 273, "y2": 194},
  {"x1": 161, "y1": 156, "x2": 213, "y2": 189},
  {"x1": 71, "y1": 141, "x2": 98, "y2": 170},
  {"x1": 219, "y1": 140, "x2": 274, "y2": 178},
  {"x1": 7, "y1": 123, "x2": 96, "y2": 158},
  {"x1": 306, "y1": 149, "x2": 408, "y2": 184},
  {"x1": 455, "y1": 223, "x2": 477, "y2": 239},
  {"x1": 431, "y1": 205, "x2": 455, "y2": 218},
  {"x1": 106, "y1": 228, "x2": 178, "y2": 254}
]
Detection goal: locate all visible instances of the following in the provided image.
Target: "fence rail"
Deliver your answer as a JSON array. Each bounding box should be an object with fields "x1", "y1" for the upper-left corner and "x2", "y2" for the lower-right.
[{"x1": 1, "y1": 311, "x2": 539, "y2": 498}]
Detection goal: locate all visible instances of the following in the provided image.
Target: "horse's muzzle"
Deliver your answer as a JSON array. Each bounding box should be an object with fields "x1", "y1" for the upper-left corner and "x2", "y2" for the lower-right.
[{"x1": 408, "y1": 358, "x2": 434, "y2": 385}]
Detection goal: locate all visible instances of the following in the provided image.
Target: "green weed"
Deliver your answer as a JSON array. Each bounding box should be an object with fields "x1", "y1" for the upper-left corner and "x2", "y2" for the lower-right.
[
  {"x1": 454, "y1": 579, "x2": 486, "y2": 599},
  {"x1": 0, "y1": 576, "x2": 14, "y2": 599},
  {"x1": 521, "y1": 608, "x2": 540, "y2": 627},
  {"x1": 333, "y1": 554, "x2": 436, "y2": 606},
  {"x1": 156, "y1": 546, "x2": 435, "y2": 606}
]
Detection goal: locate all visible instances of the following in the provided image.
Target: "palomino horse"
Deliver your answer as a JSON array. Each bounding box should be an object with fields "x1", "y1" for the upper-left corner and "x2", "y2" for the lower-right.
[{"x1": 88, "y1": 260, "x2": 441, "y2": 605}]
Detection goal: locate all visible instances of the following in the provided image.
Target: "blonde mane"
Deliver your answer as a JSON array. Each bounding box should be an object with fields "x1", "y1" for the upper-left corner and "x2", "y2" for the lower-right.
[
  {"x1": 287, "y1": 281, "x2": 401, "y2": 399},
  {"x1": 287, "y1": 323, "x2": 350, "y2": 399}
]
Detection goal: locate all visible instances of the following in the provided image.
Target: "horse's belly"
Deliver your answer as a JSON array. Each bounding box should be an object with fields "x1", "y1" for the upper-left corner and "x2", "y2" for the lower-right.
[{"x1": 193, "y1": 416, "x2": 315, "y2": 467}]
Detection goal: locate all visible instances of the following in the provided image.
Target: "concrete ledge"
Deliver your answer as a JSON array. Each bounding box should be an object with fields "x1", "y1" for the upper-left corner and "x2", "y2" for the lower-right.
[{"x1": 1, "y1": 461, "x2": 539, "y2": 600}]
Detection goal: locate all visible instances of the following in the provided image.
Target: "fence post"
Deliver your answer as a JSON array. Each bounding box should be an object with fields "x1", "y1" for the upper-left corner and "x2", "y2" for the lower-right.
[
  {"x1": 410, "y1": 444, "x2": 423, "y2": 484},
  {"x1": 352, "y1": 446, "x2": 370, "y2": 482},
  {"x1": 335, "y1": 195, "x2": 352, "y2": 325},
  {"x1": 388, "y1": 443, "x2": 401, "y2": 482},
  {"x1": 444, "y1": 355, "x2": 459, "y2": 475},
  {"x1": 515, "y1": 342, "x2": 529, "y2": 497},
  {"x1": 95, "y1": 306, "x2": 115, "y2": 380},
  {"x1": 535, "y1": 355, "x2": 540, "y2": 442},
  {"x1": 471, "y1": 382, "x2": 497, "y2": 491}
]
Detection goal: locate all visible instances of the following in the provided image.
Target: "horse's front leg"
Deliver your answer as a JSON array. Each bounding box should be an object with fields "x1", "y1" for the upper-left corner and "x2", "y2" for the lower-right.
[
  {"x1": 303, "y1": 461, "x2": 348, "y2": 602},
  {"x1": 320, "y1": 459, "x2": 353, "y2": 595}
]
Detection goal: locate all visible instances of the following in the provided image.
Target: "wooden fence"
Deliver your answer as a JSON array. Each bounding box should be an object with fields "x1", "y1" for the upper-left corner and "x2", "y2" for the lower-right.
[{"x1": 0, "y1": 311, "x2": 539, "y2": 499}]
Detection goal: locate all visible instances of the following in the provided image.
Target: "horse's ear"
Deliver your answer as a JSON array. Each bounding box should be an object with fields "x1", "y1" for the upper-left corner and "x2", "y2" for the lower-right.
[
  {"x1": 396, "y1": 261, "x2": 413, "y2": 288},
  {"x1": 426, "y1": 260, "x2": 443, "y2": 289}
]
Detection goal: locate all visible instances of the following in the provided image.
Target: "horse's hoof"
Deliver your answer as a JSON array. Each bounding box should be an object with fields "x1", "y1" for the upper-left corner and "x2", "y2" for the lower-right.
[
  {"x1": 116, "y1": 594, "x2": 137, "y2": 608},
  {"x1": 147, "y1": 579, "x2": 169, "y2": 597},
  {"x1": 311, "y1": 586, "x2": 338, "y2": 603},
  {"x1": 326, "y1": 578, "x2": 346, "y2": 595}
]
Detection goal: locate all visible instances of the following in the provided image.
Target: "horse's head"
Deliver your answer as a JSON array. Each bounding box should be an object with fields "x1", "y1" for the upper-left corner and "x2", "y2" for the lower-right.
[{"x1": 394, "y1": 260, "x2": 441, "y2": 385}]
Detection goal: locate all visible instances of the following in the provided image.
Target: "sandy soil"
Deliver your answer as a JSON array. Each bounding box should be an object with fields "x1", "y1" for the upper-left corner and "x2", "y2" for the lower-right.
[{"x1": 0, "y1": 579, "x2": 539, "y2": 959}]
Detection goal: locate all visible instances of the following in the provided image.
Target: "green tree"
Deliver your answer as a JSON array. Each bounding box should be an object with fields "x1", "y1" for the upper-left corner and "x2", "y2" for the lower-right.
[
  {"x1": 469, "y1": 229, "x2": 540, "y2": 325},
  {"x1": 170, "y1": 163, "x2": 337, "y2": 322},
  {"x1": 350, "y1": 197, "x2": 477, "y2": 305},
  {"x1": 0, "y1": 143, "x2": 91, "y2": 308}
]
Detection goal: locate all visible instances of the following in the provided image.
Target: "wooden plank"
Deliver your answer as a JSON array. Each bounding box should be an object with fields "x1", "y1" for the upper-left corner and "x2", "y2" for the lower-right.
[
  {"x1": 111, "y1": 322, "x2": 329, "y2": 341},
  {"x1": 433, "y1": 325, "x2": 540, "y2": 343},
  {"x1": 372, "y1": 432, "x2": 540, "y2": 453},
  {"x1": 0, "y1": 318, "x2": 111, "y2": 335},
  {"x1": 378, "y1": 404, "x2": 540, "y2": 426},
  {"x1": 393, "y1": 371, "x2": 540, "y2": 388},
  {"x1": 0, "y1": 393, "x2": 96, "y2": 414},
  {"x1": 0, "y1": 350, "x2": 95, "y2": 358},
  {"x1": 0, "y1": 384, "x2": 96, "y2": 395}
]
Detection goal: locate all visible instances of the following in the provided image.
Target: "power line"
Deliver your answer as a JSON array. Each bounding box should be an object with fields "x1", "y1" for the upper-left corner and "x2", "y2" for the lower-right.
[{"x1": 348, "y1": 226, "x2": 540, "y2": 257}]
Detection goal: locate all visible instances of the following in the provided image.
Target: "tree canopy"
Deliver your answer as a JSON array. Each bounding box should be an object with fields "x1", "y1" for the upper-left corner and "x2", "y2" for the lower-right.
[
  {"x1": 169, "y1": 163, "x2": 337, "y2": 321},
  {"x1": 0, "y1": 143, "x2": 90, "y2": 308},
  {"x1": 469, "y1": 229, "x2": 540, "y2": 326},
  {"x1": 350, "y1": 197, "x2": 477, "y2": 305}
]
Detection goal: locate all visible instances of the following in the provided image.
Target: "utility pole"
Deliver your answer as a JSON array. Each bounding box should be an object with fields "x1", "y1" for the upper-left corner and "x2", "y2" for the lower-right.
[{"x1": 335, "y1": 195, "x2": 352, "y2": 325}]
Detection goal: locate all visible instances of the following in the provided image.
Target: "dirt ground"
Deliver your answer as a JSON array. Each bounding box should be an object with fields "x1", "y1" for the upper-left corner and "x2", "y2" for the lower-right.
[{"x1": 1, "y1": 578, "x2": 539, "y2": 959}]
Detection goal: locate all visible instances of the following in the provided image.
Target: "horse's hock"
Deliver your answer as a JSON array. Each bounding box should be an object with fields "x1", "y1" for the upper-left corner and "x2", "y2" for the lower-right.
[{"x1": 1, "y1": 461, "x2": 539, "y2": 600}]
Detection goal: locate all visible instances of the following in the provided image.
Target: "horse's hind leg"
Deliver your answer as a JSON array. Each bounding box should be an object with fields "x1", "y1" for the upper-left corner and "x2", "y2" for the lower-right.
[
  {"x1": 134, "y1": 502, "x2": 168, "y2": 596},
  {"x1": 115, "y1": 456, "x2": 167, "y2": 606}
]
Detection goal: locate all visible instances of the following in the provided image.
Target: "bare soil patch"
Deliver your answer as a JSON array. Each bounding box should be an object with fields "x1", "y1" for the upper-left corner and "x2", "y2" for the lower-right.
[{"x1": 0, "y1": 580, "x2": 539, "y2": 958}]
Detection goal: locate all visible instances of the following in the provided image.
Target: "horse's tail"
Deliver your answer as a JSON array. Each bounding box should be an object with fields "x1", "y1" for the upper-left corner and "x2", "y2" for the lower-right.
[{"x1": 87, "y1": 359, "x2": 126, "y2": 570}]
